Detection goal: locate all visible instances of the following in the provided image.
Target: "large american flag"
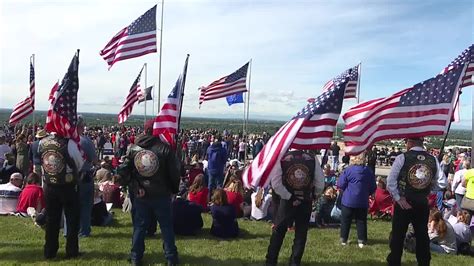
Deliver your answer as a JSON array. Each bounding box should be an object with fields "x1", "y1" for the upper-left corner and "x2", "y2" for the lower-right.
[
  {"x1": 9, "y1": 61, "x2": 35, "y2": 125},
  {"x1": 243, "y1": 67, "x2": 355, "y2": 188},
  {"x1": 342, "y1": 67, "x2": 465, "y2": 155},
  {"x1": 100, "y1": 5, "x2": 157, "y2": 69},
  {"x1": 199, "y1": 62, "x2": 249, "y2": 106},
  {"x1": 45, "y1": 52, "x2": 80, "y2": 142},
  {"x1": 322, "y1": 64, "x2": 359, "y2": 99},
  {"x1": 153, "y1": 55, "x2": 189, "y2": 148},
  {"x1": 118, "y1": 69, "x2": 143, "y2": 123}
]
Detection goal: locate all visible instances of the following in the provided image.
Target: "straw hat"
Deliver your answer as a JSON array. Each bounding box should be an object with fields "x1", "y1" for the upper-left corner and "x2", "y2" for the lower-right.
[{"x1": 35, "y1": 129, "x2": 48, "y2": 139}]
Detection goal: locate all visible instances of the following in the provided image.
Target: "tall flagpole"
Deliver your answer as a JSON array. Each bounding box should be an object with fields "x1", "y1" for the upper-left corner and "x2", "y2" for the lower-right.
[
  {"x1": 31, "y1": 54, "x2": 35, "y2": 138},
  {"x1": 157, "y1": 0, "x2": 164, "y2": 112},
  {"x1": 144, "y1": 63, "x2": 147, "y2": 126},
  {"x1": 244, "y1": 59, "x2": 252, "y2": 161},
  {"x1": 356, "y1": 62, "x2": 361, "y2": 104}
]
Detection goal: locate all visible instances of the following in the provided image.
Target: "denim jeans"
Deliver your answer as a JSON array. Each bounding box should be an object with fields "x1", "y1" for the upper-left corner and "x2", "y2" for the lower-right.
[
  {"x1": 131, "y1": 196, "x2": 178, "y2": 263},
  {"x1": 340, "y1": 205, "x2": 368, "y2": 243},
  {"x1": 208, "y1": 171, "x2": 223, "y2": 192},
  {"x1": 79, "y1": 180, "x2": 94, "y2": 236}
]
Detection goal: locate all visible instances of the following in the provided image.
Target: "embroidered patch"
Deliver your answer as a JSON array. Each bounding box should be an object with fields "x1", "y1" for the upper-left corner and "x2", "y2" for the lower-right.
[
  {"x1": 407, "y1": 163, "x2": 433, "y2": 190},
  {"x1": 42, "y1": 150, "x2": 65, "y2": 175},
  {"x1": 285, "y1": 163, "x2": 311, "y2": 190},
  {"x1": 134, "y1": 150, "x2": 159, "y2": 177}
]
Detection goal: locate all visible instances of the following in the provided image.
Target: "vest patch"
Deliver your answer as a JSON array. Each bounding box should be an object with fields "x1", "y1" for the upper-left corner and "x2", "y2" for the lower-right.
[
  {"x1": 134, "y1": 150, "x2": 159, "y2": 177},
  {"x1": 42, "y1": 150, "x2": 65, "y2": 175},
  {"x1": 407, "y1": 163, "x2": 433, "y2": 190},
  {"x1": 285, "y1": 163, "x2": 311, "y2": 190}
]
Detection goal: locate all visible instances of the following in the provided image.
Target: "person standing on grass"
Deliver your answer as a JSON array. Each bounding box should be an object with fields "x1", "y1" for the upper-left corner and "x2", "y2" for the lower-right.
[
  {"x1": 39, "y1": 132, "x2": 84, "y2": 259},
  {"x1": 207, "y1": 135, "x2": 227, "y2": 194},
  {"x1": 386, "y1": 137, "x2": 446, "y2": 266},
  {"x1": 265, "y1": 149, "x2": 324, "y2": 266},
  {"x1": 117, "y1": 120, "x2": 180, "y2": 266}
]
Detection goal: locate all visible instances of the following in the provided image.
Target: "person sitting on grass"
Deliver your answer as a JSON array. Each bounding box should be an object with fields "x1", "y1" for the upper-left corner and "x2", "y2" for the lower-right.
[
  {"x1": 188, "y1": 174, "x2": 209, "y2": 211},
  {"x1": 323, "y1": 164, "x2": 336, "y2": 188},
  {"x1": 172, "y1": 196, "x2": 203, "y2": 236},
  {"x1": 251, "y1": 186, "x2": 272, "y2": 221},
  {"x1": 187, "y1": 155, "x2": 204, "y2": 186},
  {"x1": 224, "y1": 175, "x2": 244, "y2": 218},
  {"x1": 316, "y1": 186, "x2": 340, "y2": 227},
  {"x1": 91, "y1": 184, "x2": 113, "y2": 226},
  {"x1": 210, "y1": 188, "x2": 239, "y2": 239},
  {"x1": 16, "y1": 172, "x2": 45, "y2": 216},
  {"x1": 100, "y1": 174, "x2": 122, "y2": 208},
  {"x1": 0, "y1": 172, "x2": 23, "y2": 215},
  {"x1": 0, "y1": 153, "x2": 21, "y2": 184},
  {"x1": 428, "y1": 209, "x2": 457, "y2": 254},
  {"x1": 368, "y1": 176, "x2": 394, "y2": 219},
  {"x1": 450, "y1": 210, "x2": 472, "y2": 255}
]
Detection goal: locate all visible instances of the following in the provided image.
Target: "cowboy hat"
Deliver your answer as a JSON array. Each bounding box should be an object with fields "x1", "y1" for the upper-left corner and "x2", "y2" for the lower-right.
[{"x1": 35, "y1": 129, "x2": 48, "y2": 139}]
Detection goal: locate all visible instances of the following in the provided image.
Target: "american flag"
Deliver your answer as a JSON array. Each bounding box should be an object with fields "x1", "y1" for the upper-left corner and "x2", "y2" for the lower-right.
[
  {"x1": 48, "y1": 81, "x2": 59, "y2": 103},
  {"x1": 100, "y1": 5, "x2": 157, "y2": 69},
  {"x1": 243, "y1": 68, "x2": 353, "y2": 188},
  {"x1": 322, "y1": 64, "x2": 359, "y2": 99},
  {"x1": 199, "y1": 62, "x2": 249, "y2": 106},
  {"x1": 45, "y1": 52, "x2": 80, "y2": 142},
  {"x1": 9, "y1": 61, "x2": 35, "y2": 125},
  {"x1": 118, "y1": 69, "x2": 143, "y2": 123},
  {"x1": 153, "y1": 55, "x2": 189, "y2": 148},
  {"x1": 342, "y1": 67, "x2": 464, "y2": 155}
]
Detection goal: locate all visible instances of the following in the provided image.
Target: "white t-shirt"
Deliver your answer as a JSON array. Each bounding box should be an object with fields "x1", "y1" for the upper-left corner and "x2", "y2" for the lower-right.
[
  {"x1": 251, "y1": 192, "x2": 272, "y2": 220},
  {"x1": 452, "y1": 169, "x2": 467, "y2": 195},
  {"x1": 239, "y1": 142, "x2": 246, "y2": 152},
  {"x1": 0, "y1": 182, "x2": 22, "y2": 214}
]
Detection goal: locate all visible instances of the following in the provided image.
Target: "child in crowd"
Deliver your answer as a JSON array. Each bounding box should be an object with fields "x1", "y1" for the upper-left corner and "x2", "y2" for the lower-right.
[
  {"x1": 188, "y1": 174, "x2": 209, "y2": 211},
  {"x1": 16, "y1": 173, "x2": 44, "y2": 216},
  {"x1": 316, "y1": 186, "x2": 340, "y2": 226},
  {"x1": 251, "y1": 187, "x2": 272, "y2": 221},
  {"x1": 428, "y1": 209, "x2": 457, "y2": 254},
  {"x1": 210, "y1": 189, "x2": 239, "y2": 238},
  {"x1": 224, "y1": 176, "x2": 244, "y2": 217}
]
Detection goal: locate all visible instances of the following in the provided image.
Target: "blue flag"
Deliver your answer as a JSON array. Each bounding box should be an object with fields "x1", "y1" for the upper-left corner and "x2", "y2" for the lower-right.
[{"x1": 226, "y1": 92, "x2": 244, "y2": 106}]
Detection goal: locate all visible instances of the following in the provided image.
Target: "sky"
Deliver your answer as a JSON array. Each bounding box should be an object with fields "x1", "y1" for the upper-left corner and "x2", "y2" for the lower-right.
[{"x1": 0, "y1": 0, "x2": 473, "y2": 128}]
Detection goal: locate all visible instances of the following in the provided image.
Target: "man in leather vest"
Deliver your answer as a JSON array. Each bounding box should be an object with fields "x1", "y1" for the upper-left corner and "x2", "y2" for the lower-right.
[
  {"x1": 266, "y1": 149, "x2": 324, "y2": 266},
  {"x1": 118, "y1": 120, "x2": 180, "y2": 266},
  {"x1": 39, "y1": 133, "x2": 83, "y2": 259},
  {"x1": 386, "y1": 137, "x2": 447, "y2": 266}
]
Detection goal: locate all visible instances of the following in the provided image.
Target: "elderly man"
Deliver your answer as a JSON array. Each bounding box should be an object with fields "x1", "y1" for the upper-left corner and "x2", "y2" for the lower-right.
[{"x1": 0, "y1": 173, "x2": 23, "y2": 214}]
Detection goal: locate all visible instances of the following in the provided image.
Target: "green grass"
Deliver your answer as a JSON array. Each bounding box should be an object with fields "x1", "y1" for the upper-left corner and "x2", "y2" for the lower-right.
[{"x1": 0, "y1": 211, "x2": 471, "y2": 265}]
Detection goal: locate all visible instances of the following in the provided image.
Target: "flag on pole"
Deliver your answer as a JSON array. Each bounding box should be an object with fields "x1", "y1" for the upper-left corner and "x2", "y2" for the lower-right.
[
  {"x1": 199, "y1": 62, "x2": 249, "y2": 106},
  {"x1": 118, "y1": 69, "x2": 143, "y2": 123},
  {"x1": 48, "y1": 82, "x2": 59, "y2": 103},
  {"x1": 9, "y1": 61, "x2": 35, "y2": 125},
  {"x1": 100, "y1": 5, "x2": 157, "y2": 69},
  {"x1": 153, "y1": 55, "x2": 189, "y2": 148},
  {"x1": 322, "y1": 64, "x2": 359, "y2": 99},
  {"x1": 242, "y1": 67, "x2": 356, "y2": 188},
  {"x1": 45, "y1": 51, "x2": 80, "y2": 142},
  {"x1": 226, "y1": 92, "x2": 244, "y2": 106},
  {"x1": 138, "y1": 85, "x2": 153, "y2": 103},
  {"x1": 342, "y1": 67, "x2": 466, "y2": 156}
]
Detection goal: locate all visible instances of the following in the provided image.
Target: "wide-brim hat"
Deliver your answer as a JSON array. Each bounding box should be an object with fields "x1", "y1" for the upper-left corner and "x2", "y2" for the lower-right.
[{"x1": 35, "y1": 129, "x2": 48, "y2": 139}]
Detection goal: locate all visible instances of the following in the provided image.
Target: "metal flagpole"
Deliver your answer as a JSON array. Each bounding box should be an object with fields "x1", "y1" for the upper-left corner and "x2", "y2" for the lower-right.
[
  {"x1": 244, "y1": 59, "x2": 252, "y2": 161},
  {"x1": 157, "y1": 0, "x2": 164, "y2": 112},
  {"x1": 356, "y1": 62, "x2": 361, "y2": 104},
  {"x1": 144, "y1": 63, "x2": 147, "y2": 126},
  {"x1": 31, "y1": 54, "x2": 35, "y2": 138}
]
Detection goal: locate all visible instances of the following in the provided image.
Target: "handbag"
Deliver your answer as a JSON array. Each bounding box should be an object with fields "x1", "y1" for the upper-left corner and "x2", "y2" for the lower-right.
[
  {"x1": 330, "y1": 191, "x2": 343, "y2": 221},
  {"x1": 461, "y1": 196, "x2": 474, "y2": 212}
]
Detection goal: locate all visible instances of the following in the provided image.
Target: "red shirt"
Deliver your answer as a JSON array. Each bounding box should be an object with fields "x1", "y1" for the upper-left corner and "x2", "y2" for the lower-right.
[
  {"x1": 16, "y1": 184, "x2": 45, "y2": 213},
  {"x1": 225, "y1": 190, "x2": 243, "y2": 217},
  {"x1": 188, "y1": 187, "x2": 209, "y2": 211}
]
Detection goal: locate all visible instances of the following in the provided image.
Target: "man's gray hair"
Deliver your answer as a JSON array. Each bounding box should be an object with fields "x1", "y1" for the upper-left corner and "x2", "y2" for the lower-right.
[{"x1": 10, "y1": 172, "x2": 23, "y2": 180}]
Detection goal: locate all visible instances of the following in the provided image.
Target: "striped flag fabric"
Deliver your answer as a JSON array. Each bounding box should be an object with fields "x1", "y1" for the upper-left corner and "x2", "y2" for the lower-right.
[
  {"x1": 441, "y1": 44, "x2": 473, "y2": 89},
  {"x1": 9, "y1": 61, "x2": 35, "y2": 125},
  {"x1": 199, "y1": 62, "x2": 249, "y2": 106},
  {"x1": 45, "y1": 51, "x2": 80, "y2": 141},
  {"x1": 138, "y1": 85, "x2": 153, "y2": 104},
  {"x1": 100, "y1": 5, "x2": 157, "y2": 69},
  {"x1": 48, "y1": 81, "x2": 59, "y2": 103},
  {"x1": 118, "y1": 69, "x2": 143, "y2": 123},
  {"x1": 322, "y1": 64, "x2": 359, "y2": 99},
  {"x1": 342, "y1": 67, "x2": 466, "y2": 156},
  {"x1": 153, "y1": 55, "x2": 189, "y2": 148},
  {"x1": 243, "y1": 67, "x2": 355, "y2": 188}
]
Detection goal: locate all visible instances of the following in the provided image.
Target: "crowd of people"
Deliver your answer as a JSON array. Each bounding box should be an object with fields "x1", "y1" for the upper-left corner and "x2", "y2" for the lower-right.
[{"x1": 0, "y1": 120, "x2": 473, "y2": 265}]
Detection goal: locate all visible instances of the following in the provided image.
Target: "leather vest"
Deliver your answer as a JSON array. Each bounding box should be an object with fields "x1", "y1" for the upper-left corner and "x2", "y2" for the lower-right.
[
  {"x1": 281, "y1": 150, "x2": 315, "y2": 201},
  {"x1": 129, "y1": 144, "x2": 169, "y2": 197},
  {"x1": 398, "y1": 150, "x2": 437, "y2": 199},
  {"x1": 39, "y1": 136, "x2": 77, "y2": 185}
]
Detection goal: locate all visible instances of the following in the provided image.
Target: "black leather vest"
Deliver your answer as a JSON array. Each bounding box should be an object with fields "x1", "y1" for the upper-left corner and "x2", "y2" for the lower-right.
[
  {"x1": 39, "y1": 136, "x2": 77, "y2": 185},
  {"x1": 281, "y1": 150, "x2": 315, "y2": 201},
  {"x1": 398, "y1": 150, "x2": 437, "y2": 199}
]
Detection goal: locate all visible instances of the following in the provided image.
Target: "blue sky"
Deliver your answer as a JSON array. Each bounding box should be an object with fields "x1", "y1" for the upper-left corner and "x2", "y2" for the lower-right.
[{"x1": 0, "y1": 0, "x2": 472, "y2": 128}]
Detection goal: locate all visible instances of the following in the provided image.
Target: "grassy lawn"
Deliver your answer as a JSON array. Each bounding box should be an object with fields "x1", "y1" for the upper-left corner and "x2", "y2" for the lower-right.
[{"x1": 0, "y1": 210, "x2": 471, "y2": 265}]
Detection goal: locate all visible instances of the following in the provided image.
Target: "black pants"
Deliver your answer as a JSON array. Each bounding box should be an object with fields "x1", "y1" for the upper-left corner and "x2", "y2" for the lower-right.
[
  {"x1": 387, "y1": 198, "x2": 430, "y2": 266},
  {"x1": 44, "y1": 184, "x2": 80, "y2": 258},
  {"x1": 266, "y1": 199, "x2": 312, "y2": 266},
  {"x1": 340, "y1": 205, "x2": 368, "y2": 243}
]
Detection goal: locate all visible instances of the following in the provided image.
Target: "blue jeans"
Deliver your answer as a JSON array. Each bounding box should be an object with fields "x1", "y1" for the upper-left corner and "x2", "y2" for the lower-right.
[
  {"x1": 208, "y1": 171, "x2": 223, "y2": 192},
  {"x1": 436, "y1": 191, "x2": 444, "y2": 212},
  {"x1": 332, "y1": 156, "x2": 339, "y2": 171},
  {"x1": 79, "y1": 180, "x2": 94, "y2": 236},
  {"x1": 131, "y1": 196, "x2": 178, "y2": 263},
  {"x1": 430, "y1": 242, "x2": 448, "y2": 254}
]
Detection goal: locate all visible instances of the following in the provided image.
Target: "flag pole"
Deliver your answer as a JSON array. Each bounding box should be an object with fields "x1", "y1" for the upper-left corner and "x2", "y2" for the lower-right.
[
  {"x1": 356, "y1": 62, "x2": 361, "y2": 104},
  {"x1": 244, "y1": 59, "x2": 252, "y2": 161},
  {"x1": 176, "y1": 54, "x2": 190, "y2": 142},
  {"x1": 144, "y1": 62, "x2": 147, "y2": 126},
  {"x1": 157, "y1": 0, "x2": 164, "y2": 112},
  {"x1": 31, "y1": 54, "x2": 35, "y2": 138}
]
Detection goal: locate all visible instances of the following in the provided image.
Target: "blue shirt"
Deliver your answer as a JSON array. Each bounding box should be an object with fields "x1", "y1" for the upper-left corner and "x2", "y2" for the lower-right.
[
  {"x1": 80, "y1": 136, "x2": 97, "y2": 173},
  {"x1": 337, "y1": 165, "x2": 376, "y2": 209}
]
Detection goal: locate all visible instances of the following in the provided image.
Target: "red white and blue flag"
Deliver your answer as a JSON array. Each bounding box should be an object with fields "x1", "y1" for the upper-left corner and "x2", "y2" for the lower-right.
[
  {"x1": 45, "y1": 52, "x2": 80, "y2": 142},
  {"x1": 100, "y1": 5, "x2": 157, "y2": 69},
  {"x1": 153, "y1": 55, "x2": 189, "y2": 148},
  {"x1": 243, "y1": 66, "x2": 357, "y2": 188},
  {"x1": 9, "y1": 60, "x2": 35, "y2": 125},
  {"x1": 199, "y1": 62, "x2": 249, "y2": 106},
  {"x1": 322, "y1": 64, "x2": 359, "y2": 99},
  {"x1": 118, "y1": 69, "x2": 143, "y2": 123}
]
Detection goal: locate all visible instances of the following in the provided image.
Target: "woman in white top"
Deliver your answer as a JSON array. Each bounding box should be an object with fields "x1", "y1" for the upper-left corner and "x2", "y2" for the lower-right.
[
  {"x1": 251, "y1": 187, "x2": 272, "y2": 221},
  {"x1": 451, "y1": 160, "x2": 470, "y2": 208},
  {"x1": 428, "y1": 209, "x2": 457, "y2": 254}
]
